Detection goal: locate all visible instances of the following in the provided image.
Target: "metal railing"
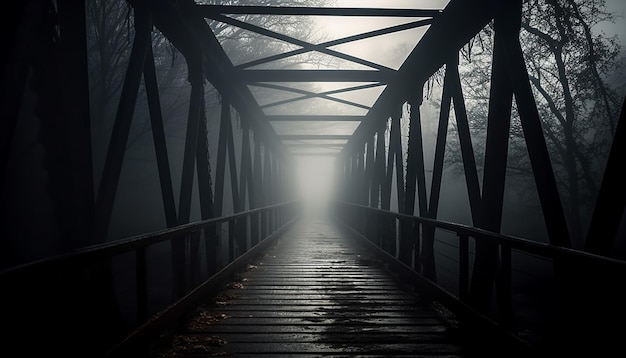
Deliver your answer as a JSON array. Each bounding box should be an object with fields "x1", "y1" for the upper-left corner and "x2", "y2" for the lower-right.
[
  {"x1": 0, "y1": 201, "x2": 299, "y2": 357},
  {"x1": 334, "y1": 200, "x2": 626, "y2": 355}
]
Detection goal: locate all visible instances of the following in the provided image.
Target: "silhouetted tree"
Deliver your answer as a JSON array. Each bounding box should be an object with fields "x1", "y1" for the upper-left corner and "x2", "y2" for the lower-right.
[{"x1": 446, "y1": 0, "x2": 623, "y2": 248}]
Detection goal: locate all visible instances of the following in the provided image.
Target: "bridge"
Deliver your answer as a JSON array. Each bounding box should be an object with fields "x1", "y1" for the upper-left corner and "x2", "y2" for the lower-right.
[{"x1": 2, "y1": 0, "x2": 626, "y2": 357}]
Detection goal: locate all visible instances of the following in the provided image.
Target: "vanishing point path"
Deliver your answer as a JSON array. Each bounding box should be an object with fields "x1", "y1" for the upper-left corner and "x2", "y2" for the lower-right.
[{"x1": 149, "y1": 218, "x2": 476, "y2": 357}]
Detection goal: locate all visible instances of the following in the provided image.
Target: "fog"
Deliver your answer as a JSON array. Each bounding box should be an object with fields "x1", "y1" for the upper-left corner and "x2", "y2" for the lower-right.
[{"x1": 2, "y1": 1, "x2": 626, "y2": 353}]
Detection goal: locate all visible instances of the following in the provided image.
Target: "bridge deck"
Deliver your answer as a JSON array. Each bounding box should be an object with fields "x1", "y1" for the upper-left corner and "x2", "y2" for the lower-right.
[{"x1": 148, "y1": 218, "x2": 468, "y2": 357}]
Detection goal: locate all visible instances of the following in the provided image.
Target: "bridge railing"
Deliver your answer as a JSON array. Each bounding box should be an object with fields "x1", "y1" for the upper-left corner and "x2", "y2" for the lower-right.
[
  {"x1": 0, "y1": 201, "x2": 299, "y2": 357},
  {"x1": 334, "y1": 200, "x2": 626, "y2": 354}
]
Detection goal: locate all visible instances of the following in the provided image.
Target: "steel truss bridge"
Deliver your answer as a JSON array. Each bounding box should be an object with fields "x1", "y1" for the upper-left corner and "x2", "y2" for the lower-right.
[{"x1": 1, "y1": 0, "x2": 626, "y2": 357}]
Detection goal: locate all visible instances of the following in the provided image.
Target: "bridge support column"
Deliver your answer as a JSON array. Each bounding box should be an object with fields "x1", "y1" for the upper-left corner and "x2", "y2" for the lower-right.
[
  {"x1": 173, "y1": 47, "x2": 205, "y2": 298},
  {"x1": 401, "y1": 97, "x2": 428, "y2": 271},
  {"x1": 467, "y1": 4, "x2": 513, "y2": 315},
  {"x1": 196, "y1": 97, "x2": 218, "y2": 279}
]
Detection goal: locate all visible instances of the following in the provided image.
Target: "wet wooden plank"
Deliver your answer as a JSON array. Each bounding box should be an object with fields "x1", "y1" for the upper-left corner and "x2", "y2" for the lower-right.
[
  {"x1": 157, "y1": 341, "x2": 462, "y2": 354},
  {"x1": 179, "y1": 332, "x2": 454, "y2": 343},
  {"x1": 148, "y1": 219, "x2": 463, "y2": 357},
  {"x1": 185, "y1": 325, "x2": 452, "y2": 334}
]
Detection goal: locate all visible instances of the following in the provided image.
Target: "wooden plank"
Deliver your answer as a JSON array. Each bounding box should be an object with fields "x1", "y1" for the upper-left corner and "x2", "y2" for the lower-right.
[
  {"x1": 181, "y1": 332, "x2": 452, "y2": 343},
  {"x1": 149, "y1": 219, "x2": 464, "y2": 357},
  {"x1": 186, "y1": 310, "x2": 437, "y2": 319}
]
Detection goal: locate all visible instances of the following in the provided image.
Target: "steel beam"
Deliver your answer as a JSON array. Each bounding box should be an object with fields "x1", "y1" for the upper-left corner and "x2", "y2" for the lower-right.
[
  {"x1": 0, "y1": 4, "x2": 32, "y2": 192},
  {"x1": 266, "y1": 115, "x2": 364, "y2": 122},
  {"x1": 239, "y1": 123, "x2": 252, "y2": 212},
  {"x1": 374, "y1": 126, "x2": 386, "y2": 209},
  {"x1": 502, "y1": 4, "x2": 571, "y2": 248},
  {"x1": 144, "y1": 43, "x2": 177, "y2": 229},
  {"x1": 255, "y1": 82, "x2": 378, "y2": 111},
  {"x1": 198, "y1": 5, "x2": 442, "y2": 17},
  {"x1": 342, "y1": 0, "x2": 494, "y2": 153},
  {"x1": 237, "y1": 19, "x2": 432, "y2": 70},
  {"x1": 279, "y1": 134, "x2": 353, "y2": 141},
  {"x1": 251, "y1": 136, "x2": 262, "y2": 245},
  {"x1": 584, "y1": 96, "x2": 626, "y2": 255},
  {"x1": 285, "y1": 143, "x2": 345, "y2": 148},
  {"x1": 427, "y1": 63, "x2": 452, "y2": 222},
  {"x1": 366, "y1": 135, "x2": 375, "y2": 207},
  {"x1": 176, "y1": 56, "x2": 204, "y2": 225},
  {"x1": 214, "y1": 100, "x2": 230, "y2": 217},
  {"x1": 93, "y1": 5, "x2": 151, "y2": 243},
  {"x1": 173, "y1": 50, "x2": 204, "y2": 299},
  {"x1": 56, "y1": 0, "x2": 94, "y2": 247},
  {"x1": 196, "y1": 97, "x2": 215, "y2": 221},
  {"x1": 403, "y1": 100, "x2": 428, "y2": 218},
  {"x1": 209, "y1": 13, "x2": 394, "y2": 72},
  {"x1": 228, "y1": 113, "x2": 241, "y2": 213},
  {"x1": 196, "y1": 97, "x2": 217, "y2": 276},
  {"x1": 149, "y1": 0, "x2": 286, "y2": 158},
  {"x1": 422, "y1": 61, "x2": 454, "y2": 278},
  {"x1": 468, "y1": 6, "x2": 514, "y2": 315},
  {"x1": 381, "y1": 120, "x2": 394, "y2": 211},
  {"x1": 449, "y1": 57, "x2": 482, "y2": 224},
  {"x1": 403, "y1": 99, "x2": 429, "y2": 273},
  {"x1": 238, "y1": 69, "x2": 391, "y2": 83},
  {"x1": 290, "y1": 152, "x2": 339, "y2": 157}
]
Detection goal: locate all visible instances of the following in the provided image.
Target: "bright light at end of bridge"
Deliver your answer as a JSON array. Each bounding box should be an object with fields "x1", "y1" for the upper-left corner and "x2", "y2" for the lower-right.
[{"x1": 295, "y1": 156, "x2": 336, "y2": 215}]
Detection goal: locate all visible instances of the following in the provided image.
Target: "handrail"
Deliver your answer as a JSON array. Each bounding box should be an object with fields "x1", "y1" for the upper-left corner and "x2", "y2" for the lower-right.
[
  {"x1": 0, "y1": 201, "x2": 296, "y2": 278},
  {"x1": 337, "y1": 201, "x2": 626, "y2": 267},
  {"x1": 1, "y1": 201, "x2": 299, "y2": 357},
  {"x1": 334, "y1": 200, "x2": 626, "y2": 355}
]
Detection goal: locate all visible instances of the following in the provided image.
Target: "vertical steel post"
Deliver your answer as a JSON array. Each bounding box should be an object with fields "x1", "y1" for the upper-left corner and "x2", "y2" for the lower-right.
[
  {"x1": 584, "y1": 96, "x2": 626, "y2": 255},
  {"x1": 374, "y1": 125, "x2": 387, "y2": 247},
  {"x1": 468, "y1": 7, "x2": 514, "y2": 314},
  {"x1": 374, "y1": 126, "x2": 386, "y2": 209},
  {"x1": 366, "y1": 135, "x2": 375, "y2": 207},
  {"x1": 214, "y1": 99, "x2": 231, "y2": 217},
  {"x1": 238, "y1": 122, "x2": 252, "y2": 254},
  {"x1": 502, "y1": 3, "x2": 571, "y2": 248},
  {"x1": 173, "y1": 50, "x2": 204, "y2": 298},
  {"x1": 196, "y1": 97, "x2": 217, "y2": 277},
  {"x1": 92, "y1": 4, "x2": 152, "y2": 244},
  {"x1": 449, "y1": 55, "x2": 482, "y2": 224},
  {"x1": 56, "y1": 0, "x2": 94, "y2": 249},
  {"x1": 144, "y1": 43, "x2": 177, "y2": 229},
  {"x1": 422, "y1": 61, "x2": 454, "y2": 279},
  {"x1": 262, "y1": 144, "x2": 271, "y2": 238},
  {"x1": 228, "y1": 111, "x2": 240, "y2": 213},
  {"x1": 393, "y1": 113, "x2": 405, "y2": 213},
  {"x1": 239, "y1": 122, "x2": 251, "y2": 211},
  {"x1": 365, "y1": 135, "x2": 376, "y2": 240},
  {"x1": 251, "y1": 134, "x2": 262, "y2": 245},
  {"x1": 401, "y1": 96, "x2": 428, "y2": 267}
]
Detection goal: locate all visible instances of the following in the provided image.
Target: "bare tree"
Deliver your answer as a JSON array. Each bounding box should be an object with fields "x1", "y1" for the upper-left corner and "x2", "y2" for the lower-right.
[{"x1": 447, "y1": 0, "x2": 623, "y2": 248}]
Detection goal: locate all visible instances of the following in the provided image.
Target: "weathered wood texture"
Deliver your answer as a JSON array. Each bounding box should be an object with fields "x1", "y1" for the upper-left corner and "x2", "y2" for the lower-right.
[{"x1": 149, "y1": 218, "x2": 466, "y2": 357}]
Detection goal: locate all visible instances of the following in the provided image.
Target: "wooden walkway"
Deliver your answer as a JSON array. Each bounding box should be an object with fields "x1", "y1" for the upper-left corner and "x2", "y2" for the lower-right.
[{"x1": 149, "y1": 218, "x2": 467, "y2": 357}]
